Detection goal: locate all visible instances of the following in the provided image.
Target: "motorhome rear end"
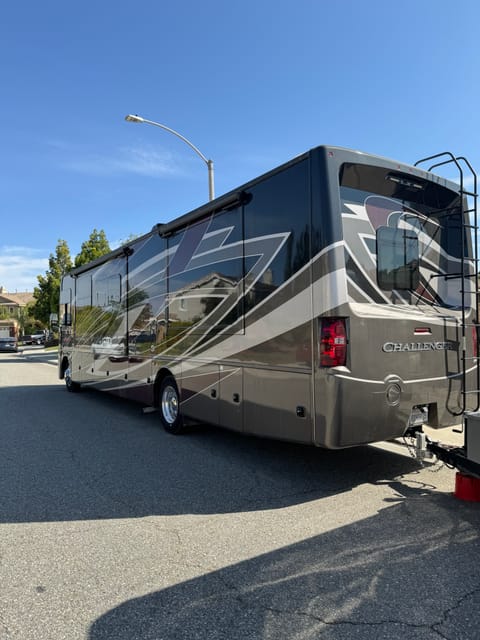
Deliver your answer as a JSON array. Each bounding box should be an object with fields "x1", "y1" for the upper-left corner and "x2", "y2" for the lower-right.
[
  {"x1": 59, "y1": 146, "x2": 478, "y2": 449},
  {"x1": 315, "y1": 150, "x2": 477, "y2": 447}
]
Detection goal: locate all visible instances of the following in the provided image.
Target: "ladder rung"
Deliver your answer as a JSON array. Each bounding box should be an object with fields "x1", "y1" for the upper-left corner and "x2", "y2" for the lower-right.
[{"x1": 462, "y1": 390, "x2": 480, "y2": 395}]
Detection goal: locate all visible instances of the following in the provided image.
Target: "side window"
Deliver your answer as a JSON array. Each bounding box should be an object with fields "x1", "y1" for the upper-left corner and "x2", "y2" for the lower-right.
[
  {"x1": 377, "y1": 226, "x2": 420, "y2": 290},
  {"x1": 167, "y1": 206, "x2": 244, "y2": 342},
  {"x1": 89, "y1": 258, "x2": 126, "y2": 353},
  {"x1": 127, "y1": 235, "x2": 168, "y2": 354},
  {"x1": 244, "y1": 159, "x2": 310, "y2": 313},
  {"x1": 74, "y1": 274, "x2": 92, "y2": 345},
  {"x1": 76, "y1": 274, "x2": 92, "y2": 307},
  {"x1": 94, "y1": 275, "x2": 121, "y2": 308},
  {"x1": 60, "y1": 276, "x2": 74, "y2": 326}
]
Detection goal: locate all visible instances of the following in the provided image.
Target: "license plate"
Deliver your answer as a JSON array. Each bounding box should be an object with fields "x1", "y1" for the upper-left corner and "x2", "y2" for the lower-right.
[{"x1": 408, "y1": 406, "x2": 428, "y2": 427}]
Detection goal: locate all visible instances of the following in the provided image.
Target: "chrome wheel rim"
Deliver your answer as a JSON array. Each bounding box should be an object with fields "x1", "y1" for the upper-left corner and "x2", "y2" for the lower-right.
[{"x1": 161, "y1": 385, "x2": 178, "y2": 425}]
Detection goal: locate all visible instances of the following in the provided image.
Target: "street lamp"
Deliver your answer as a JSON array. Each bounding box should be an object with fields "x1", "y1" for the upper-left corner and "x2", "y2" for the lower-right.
[{"x1": 125, "y1": 114, "x2": 215, "y2": 201}]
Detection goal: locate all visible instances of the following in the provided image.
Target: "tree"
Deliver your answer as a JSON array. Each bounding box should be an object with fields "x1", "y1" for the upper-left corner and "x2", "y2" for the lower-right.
[
  {"x1": 74, "y1": 229, "x2": 111, "y2": 267},
  {"x1": 17, "y1": 303, "x2": 38, "y2": 336},
  {"x1": 118, "y1": 232, "x2": 140, "y2": 245},
  {"x1": 33, "y1": 239, "x2": 73, "y2": 325}
]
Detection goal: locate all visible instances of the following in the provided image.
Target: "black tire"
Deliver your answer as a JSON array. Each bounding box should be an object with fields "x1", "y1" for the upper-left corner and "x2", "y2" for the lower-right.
[{"x1": 158, "y1": 376, "x2": 184, "y2": 434}]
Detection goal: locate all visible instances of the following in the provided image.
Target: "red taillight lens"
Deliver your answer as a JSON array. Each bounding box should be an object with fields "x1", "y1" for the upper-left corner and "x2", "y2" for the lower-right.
[{"x1": 320, "y1": 318, "x2": 347, "y2": 367}]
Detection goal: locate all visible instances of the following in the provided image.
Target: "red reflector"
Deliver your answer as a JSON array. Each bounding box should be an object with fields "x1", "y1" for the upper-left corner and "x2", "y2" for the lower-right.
[
  {"x1": 320, "y1": 318, "x2": 347, "y2": 367},
  {"x1": 414, "y1": 327, "x2": 431, "y2": 335}
]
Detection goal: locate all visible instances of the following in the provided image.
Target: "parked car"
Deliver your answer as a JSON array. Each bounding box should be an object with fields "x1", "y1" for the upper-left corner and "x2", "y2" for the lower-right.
[
  {"x1": 30, "y1": 331, "x2": 46, "y2": 345},
  {"x1": 0, "y1": 337, "x2": 18, "y2": 353}
]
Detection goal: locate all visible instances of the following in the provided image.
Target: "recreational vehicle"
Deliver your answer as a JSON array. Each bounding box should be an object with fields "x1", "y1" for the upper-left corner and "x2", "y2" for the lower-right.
[{"x1": 59, "y1": 146, "x2": 479, "y2": 450}]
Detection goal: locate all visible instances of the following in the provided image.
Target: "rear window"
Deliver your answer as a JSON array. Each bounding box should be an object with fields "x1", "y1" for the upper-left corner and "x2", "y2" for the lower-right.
[
  {"x1": 377, "y1": 226, "x2": 420, "y2": 290},
  {"x1": 339, "y1": 163, "x2": 468, "y2": 307}
]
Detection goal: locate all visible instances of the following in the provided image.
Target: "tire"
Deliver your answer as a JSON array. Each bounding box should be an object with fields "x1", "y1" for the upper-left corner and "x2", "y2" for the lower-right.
[
  {"x1": 65, "y1": 366, "x2": 81, "y2": 393},
  {"x1": 158, "y1": 376, "x2": 184, "y2": 434}
]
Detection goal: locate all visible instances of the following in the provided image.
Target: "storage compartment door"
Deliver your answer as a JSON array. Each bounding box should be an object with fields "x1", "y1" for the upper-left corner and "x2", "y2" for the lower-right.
[
  {"x1": 180, "y1": 362, "x2": 219, "y2": 426},
  {"x1": 244, "y1": 368, "x2": 313, "y2": 443},
  {"x1": 219, "y1": 366, "x2": 243, "y2": 433}
]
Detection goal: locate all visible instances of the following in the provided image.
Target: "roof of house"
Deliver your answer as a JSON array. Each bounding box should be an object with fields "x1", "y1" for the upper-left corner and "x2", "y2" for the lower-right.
[{"x1": 0, "y1": 291, "x2": 35, "y2": 306}]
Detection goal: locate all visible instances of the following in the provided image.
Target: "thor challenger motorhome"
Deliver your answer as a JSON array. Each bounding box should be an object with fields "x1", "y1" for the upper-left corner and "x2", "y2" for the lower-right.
[{"x1": 58, "y1": 145, "x2": 480, "y2": 453}]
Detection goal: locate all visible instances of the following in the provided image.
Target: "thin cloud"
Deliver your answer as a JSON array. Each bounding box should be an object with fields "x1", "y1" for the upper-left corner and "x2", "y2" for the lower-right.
[
  {"x1": 61, "y1": 145, "x2": 183, "y2": 178},
  {"x1": 0, "y1": 246, "x2": 48, "y2": 292},
  {"x1": 449, "y1": 174, "x2": 477, "y2": 189}
]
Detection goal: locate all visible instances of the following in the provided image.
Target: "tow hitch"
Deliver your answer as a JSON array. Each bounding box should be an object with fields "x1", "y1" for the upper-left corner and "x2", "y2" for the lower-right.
[{"x1": 414, "y1": 431, "x2": 435, "y2": 462}]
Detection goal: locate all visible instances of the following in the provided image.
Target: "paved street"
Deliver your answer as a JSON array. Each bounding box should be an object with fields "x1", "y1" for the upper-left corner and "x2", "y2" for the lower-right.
[{"x1": 1, "y1": 350, "x2": 480, "y2": 639}]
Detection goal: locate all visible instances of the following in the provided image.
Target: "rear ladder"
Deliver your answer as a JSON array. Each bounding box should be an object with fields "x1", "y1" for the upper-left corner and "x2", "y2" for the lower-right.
[
  {"x1": 414, "y1": 153, "x2": 480, "y2": 478},
  {"x1": 414, "y1": 152, "x2": 479, "y2": 415}
]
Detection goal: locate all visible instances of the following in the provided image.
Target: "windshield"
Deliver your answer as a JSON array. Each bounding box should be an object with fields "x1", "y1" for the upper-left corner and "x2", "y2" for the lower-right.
[{"x1": 339, "y1": 163, "x2": 471, "y2": 309}]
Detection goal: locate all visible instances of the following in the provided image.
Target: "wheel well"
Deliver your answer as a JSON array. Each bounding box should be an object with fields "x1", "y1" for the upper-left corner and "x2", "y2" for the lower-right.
[{"x1": 153, "y1": 368, "x2": 176, "y2": 406}]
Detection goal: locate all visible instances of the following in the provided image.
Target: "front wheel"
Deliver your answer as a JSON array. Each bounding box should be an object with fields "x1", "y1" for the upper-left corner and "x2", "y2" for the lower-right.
[
  {"x1": 65, "y1": 366, "x2": 81, "y2": 393},
  {"x1": 158, "y1": 376, "x2": 184, "y2": 434}
]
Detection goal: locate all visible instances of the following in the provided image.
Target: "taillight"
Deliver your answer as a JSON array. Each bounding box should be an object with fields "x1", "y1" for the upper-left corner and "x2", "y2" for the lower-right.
[{"x1": 320, "y1": 318, "x2": 347, "y2": 367}]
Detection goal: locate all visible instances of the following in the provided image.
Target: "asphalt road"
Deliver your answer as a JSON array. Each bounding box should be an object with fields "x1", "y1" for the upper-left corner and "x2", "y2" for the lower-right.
[{"x1": 1, "y1": 349, "x2": 480, "y2": 639}]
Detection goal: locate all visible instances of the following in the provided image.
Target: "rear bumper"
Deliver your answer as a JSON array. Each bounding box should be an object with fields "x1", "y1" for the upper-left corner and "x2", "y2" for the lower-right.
[{"x1": 315, "y1": 369, "x2": 466, "y2": 449}]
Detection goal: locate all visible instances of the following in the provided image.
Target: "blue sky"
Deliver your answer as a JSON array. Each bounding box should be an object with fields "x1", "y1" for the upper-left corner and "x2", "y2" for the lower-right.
[{"x1": 1, "y1": 0, "x2": 479, "y2": 292}]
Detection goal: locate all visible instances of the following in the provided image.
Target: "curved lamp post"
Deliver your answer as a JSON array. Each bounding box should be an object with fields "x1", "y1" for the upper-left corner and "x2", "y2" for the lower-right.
[{"x1": 125, "y1": 114, "x2": 215, "y2": 201}]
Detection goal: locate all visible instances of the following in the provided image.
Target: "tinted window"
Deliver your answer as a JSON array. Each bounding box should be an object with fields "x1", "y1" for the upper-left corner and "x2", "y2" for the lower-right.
[
  {"x1": 89, "y1": 258, "x2": 126, "y2": 351},
  {"x1": 167, "y1": 206, "x2": 244, "y2": 346},
  {"x1": 74, "y1": 274, "x2": 92, "y2": 346},
  {"x1": 76, "y1": 258, "x2": 126, "y2": 348},
  {"x1": 377, "y1": 226, "x2": 420, "y2": 290},
  {"x1": 244, "y1": 159, "x2": 310, "y2": 312},
  {"x1": 127, "y1": 235, "x2": 168, "y2": 352},
  {"x1": 340, "y1": 162, "x2": 467, "y2": 307},
  {"x1": 60, "y1": 275, "x2": 74, "y2": 326}
]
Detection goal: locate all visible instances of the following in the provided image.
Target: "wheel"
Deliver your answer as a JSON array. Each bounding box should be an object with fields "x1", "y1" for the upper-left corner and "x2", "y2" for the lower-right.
[
  {"x1": 64, "y1": 365, "x2": 81, "y2": 393},
  {"x1": 158, "y1": 376, "x2": 184, "y2": 434}
]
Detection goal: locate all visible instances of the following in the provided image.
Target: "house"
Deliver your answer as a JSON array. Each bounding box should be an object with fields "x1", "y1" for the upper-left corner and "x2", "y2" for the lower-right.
[
  {"x1": 0, "y1": 287, "x2": 34, "y2": 317},
  {"x1": 0, "y1": 288, "x2": 35, "y2": 338}
]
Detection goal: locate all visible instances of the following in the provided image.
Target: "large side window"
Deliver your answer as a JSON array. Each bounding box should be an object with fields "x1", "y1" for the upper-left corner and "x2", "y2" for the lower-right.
[
  {"x1": 166, "y1": 206, "x2": 244, "y2": 347},
  {"x1": 244, "y1": 159, "x2": 310, "y2": 313},
  {"x1": 89, "y1": 258, "x2": 126, "y2": 355},
  {"x1": 94, "y1": 274, "x2": 121, "y2": 308},
  {"x1": 74, "y1": 273, "x2": 92, "y2": 346},
  {"x1": 127, "y1": 234, "x2": 168, "y2": 355},
  {"x1": 377, "y1": 226, "x2": 420, "y2": 290}
]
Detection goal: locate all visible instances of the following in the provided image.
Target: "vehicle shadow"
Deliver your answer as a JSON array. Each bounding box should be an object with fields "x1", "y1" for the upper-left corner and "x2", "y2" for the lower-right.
[
  {"x1": 88, "y1": 489, "x2": 480, "y2": 640},
  {"x1": 0, "y1": 381, "x2": 434, "y2": 523}
]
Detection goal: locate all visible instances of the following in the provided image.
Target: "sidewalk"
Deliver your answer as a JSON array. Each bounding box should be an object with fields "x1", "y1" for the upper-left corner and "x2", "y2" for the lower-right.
[{"x1": 21, "y1": 346, "x2": 58, "y2": 367}]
